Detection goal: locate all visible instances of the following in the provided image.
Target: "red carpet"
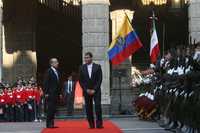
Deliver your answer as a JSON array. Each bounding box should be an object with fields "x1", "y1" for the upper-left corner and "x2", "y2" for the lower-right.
[{"x1": 41, "y1": 120, "x2": 122, "y2": 133}]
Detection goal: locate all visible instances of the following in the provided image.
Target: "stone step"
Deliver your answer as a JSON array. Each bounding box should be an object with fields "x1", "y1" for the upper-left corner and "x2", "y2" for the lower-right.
[
  {"x1": 54, "y1": 114, "x2": 137, "y2": 119},
  {"x1": 56, "y1": 106, "x2": 85, "y2": 116}
]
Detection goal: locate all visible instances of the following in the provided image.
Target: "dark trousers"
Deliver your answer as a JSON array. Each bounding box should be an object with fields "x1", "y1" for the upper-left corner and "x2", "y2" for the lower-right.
[
  {"x1": 28, "y1": 100, "x2": 35, "y2": 121},
  {"x1": 84, "y1": 92, "x2": 102, "y2": 127},
  {"x1": 15, "y1": 104, "x2": 24, "y2": 122},
  {"x1": 46, "y1": 96, "x2": 57, "y2": 127},
  {"x1": 65, "y1": 93, "x2": 74, "y2": 115},
  {"x1": 5, "y1": 105, "x2": 15, "y2": 122},
  {"x1": 0, "y1": 105, "x2": 5, "y2": 122},
  {"x1": 24, "y1": 104, "x2": 29, "y2": 122},
  {"x1": 36, "y1": 102, "x2": 42, "y2": 120}
]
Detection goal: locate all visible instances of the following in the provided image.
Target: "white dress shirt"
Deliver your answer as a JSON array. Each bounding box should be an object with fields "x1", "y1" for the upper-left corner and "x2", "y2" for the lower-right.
[
  {"x1": 51, "y1": 67, "x2": 59, "y2": 80},
  {"x1": 87, "y1": 63, "x2": 93, "y2": 78},
  {"x1": 67, "y1": 80, "x2": 73, "y2": 93}
]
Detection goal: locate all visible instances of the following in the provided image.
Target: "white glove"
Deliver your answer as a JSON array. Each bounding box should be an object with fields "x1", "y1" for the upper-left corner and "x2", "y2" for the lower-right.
[
  {"x1": 178, "y1": 67, "x2": 184, "y2": 75},
  {"x1": 184, "y1": 93, "x2": 187, "y2": 98},
  {"x1": 180, "y1": 90, "x2": 185, "y2": 96},
  {"x1": 189, "y1": 91, "x2": 194, "y2": 97}
]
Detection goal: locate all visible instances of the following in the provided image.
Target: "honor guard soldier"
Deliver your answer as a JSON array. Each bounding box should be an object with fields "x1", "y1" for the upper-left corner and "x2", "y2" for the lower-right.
[
  {"x1": 5, "y1": 87, "x2": 15, "y2": 122},
  {"x1": 26, "y1": 84, "x2": 35, "y2": 121},
  {"x1": 0, "y1": 89, "x2": 6, "y2": 121},
  {"x1": 14, "y1": 85, "x2": 26, "y2": 122},
  {"x1": 34, "y1": 86, "x2": 42, "y2": 121}
]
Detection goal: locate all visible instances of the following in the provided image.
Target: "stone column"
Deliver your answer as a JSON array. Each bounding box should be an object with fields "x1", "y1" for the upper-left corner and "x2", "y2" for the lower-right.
[
  {"x1": 189, "y1": 0, "x2": 200, "y2": 43},
  {"x1": 82, "y1": 0, "x2": 110, "y2": 107},
  {"x1": 0, "y1": 0, "x2": 3, "y2": 82},
  {"x1": 110, "y1": 10, "x2": 134, "y2": 114},
  {"x1": 2, "y1": 0, "x2": 37, "y2": 83}
]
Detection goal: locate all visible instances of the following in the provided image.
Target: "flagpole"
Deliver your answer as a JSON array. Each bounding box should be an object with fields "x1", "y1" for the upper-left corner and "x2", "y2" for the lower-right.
[
  {"x1": 123, "y1": 10, "x2": 132, "y2": 26},
  {"x1": 162, "y1": 23, "x2": 165, "y2": 57},
  {"x1": 123, "y1": 10, "x2": 150, "y2": 59},
  {"x1": 149, "y1": 10, "x2": 160, "y2": 65},
  {"x1": 150, "y1": 10, "x2": 156, "y2": 65}
]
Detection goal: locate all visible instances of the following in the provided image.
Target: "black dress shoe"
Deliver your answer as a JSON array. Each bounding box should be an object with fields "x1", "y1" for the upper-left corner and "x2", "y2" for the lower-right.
[
  {"x1": 89, "y1": 121, "x2": 95, "y2": 129},
  {"x1": 47, "y1": 126, "x2": 58, "y2": 128},
  {"x1": 46, "y1": 123, "x2": 52, "y2": 128},
  {"x1": 46, "y1": 126, "x2": 52, "y2": 128},
  {"x1": 89, "y1": 124, "x2": 95, "y2": 129},
  {"x1": 96, "y1": 125, "x2": 104, "y2": 129},
  {"x1": 51, "y1": 126, "x2": 59, "y2": 128},
  {"x1": 89, "y1": 123, "x2": 95, "y2": 129}
]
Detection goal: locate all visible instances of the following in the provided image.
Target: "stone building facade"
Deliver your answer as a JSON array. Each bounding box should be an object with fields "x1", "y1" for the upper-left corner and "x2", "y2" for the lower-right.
[{"x1": 0, "y1": 0, "x2": 199, "y2": 114}]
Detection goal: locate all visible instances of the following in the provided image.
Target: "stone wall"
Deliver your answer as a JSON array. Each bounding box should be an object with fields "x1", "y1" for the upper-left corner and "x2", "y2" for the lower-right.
[
  {"x1": 189, "y1": 0, "x2": 200, "y2": 43},
  {"x1": 0, "y1": 0, "x2": 3, "y2": 82}
]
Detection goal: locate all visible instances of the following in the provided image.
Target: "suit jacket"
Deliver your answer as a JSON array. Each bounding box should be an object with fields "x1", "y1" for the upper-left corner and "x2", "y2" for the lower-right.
[
  {"x1": 43, "y1": 68, "x2": 61, "y2": 97},
  {"x1": 64, "y1": 80, "x2": 76, "y2": 95},
  {"x1": 79, "y1": 63, "x2": 102, "y2": 94}
]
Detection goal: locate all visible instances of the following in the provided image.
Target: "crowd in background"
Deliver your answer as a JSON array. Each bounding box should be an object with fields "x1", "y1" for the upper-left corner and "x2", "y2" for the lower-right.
[
  {"x1": 0, "y1": 74, "x2": 85, "y2": 122},
  {"x1": 0, "y1": 77, "x2": 43, "y2": 122}
]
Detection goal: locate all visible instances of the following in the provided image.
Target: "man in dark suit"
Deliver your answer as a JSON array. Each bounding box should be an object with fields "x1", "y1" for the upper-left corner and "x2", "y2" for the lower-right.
[
  {"x1": 64, "y1": 75, "x2": 75, "y2": 115},
  {"x1": 43, "y1": 58, "x2": 61, "y2": 128},
  {"x1": 79, "y1": 52, "x2": 103, "y2": 129}
]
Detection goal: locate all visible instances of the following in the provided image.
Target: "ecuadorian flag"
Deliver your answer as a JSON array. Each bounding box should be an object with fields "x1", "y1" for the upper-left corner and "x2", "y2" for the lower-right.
[{"x1": 108, "y1": 15, "x2": 143, "y2": 65}]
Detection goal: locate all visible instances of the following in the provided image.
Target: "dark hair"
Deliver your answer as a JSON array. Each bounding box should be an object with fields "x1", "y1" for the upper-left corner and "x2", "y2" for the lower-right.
[{"x1": 85, "y1": 52, "x2": 93, "y2": 58}]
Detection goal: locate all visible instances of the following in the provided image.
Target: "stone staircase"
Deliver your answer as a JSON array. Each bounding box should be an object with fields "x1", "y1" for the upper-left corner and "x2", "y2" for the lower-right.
[{"x1": 55, "y1": 106, "x2": 86, "y2": 119}]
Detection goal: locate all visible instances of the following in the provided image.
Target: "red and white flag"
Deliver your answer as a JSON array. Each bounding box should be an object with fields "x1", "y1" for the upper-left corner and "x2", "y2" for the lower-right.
[{"x1": 150, "y1": 13, "x2": 160, "y2": 64}]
